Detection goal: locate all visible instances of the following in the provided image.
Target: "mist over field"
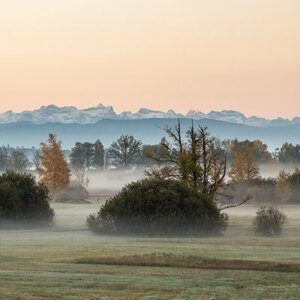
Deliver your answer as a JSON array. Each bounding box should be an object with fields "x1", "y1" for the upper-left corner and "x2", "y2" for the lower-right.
[
  {"x1": 79, "y1": 164, "x2": 300, "y2": 195},
  {"x1": 1, "y1": 0, "x2": 300, "y2": 297},
  {"x1": 86, "y1": 168, "x2": 145, "y2": 193}
]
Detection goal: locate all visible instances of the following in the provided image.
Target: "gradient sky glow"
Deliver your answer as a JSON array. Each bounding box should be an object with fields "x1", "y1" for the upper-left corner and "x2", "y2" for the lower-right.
[{"x1": 0, "y1": 0, "x2": 299, "y2": 118}]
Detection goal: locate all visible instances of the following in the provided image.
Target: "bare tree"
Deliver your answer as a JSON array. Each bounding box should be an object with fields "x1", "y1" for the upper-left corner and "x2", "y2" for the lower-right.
[
  {"x1": 32, "y1": 150, "x2": 40, "y2": 171},
  {"x1": 147, "y1": 121, "x2": 250, "y2": 210},
  {"x1": 147, "y1": 121, "x2": 226, "y2": 200},
  {"x1": 73, "y1": 167, "x2": 90, "y2": 191}
]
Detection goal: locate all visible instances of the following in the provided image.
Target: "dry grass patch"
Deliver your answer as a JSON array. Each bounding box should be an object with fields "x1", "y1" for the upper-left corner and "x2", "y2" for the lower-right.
[{"x1": 73, "y1": 252, "x2": 300, "y2": 273}]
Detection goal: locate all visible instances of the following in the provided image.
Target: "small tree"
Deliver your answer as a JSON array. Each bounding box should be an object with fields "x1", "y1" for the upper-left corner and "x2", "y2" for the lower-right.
[
  {"x1": 224, "y1": 139, "x2": 273, "y2": 164},
  {"x1": 253, "y1": 207, "x2": 287, "y2": 236},
  {"x1": 11, "y1": 150, "x2": 30, "y2": 171},
  {"x1": 275, "y1": 143, "x2": 300, "y2": 164},
  {"x1": 287, "y1": 168, "x2": 300, "y2": 185},
  {"x1": 73, "y1": 168, "x2": 89, "y2": 188},
  {"x1": 32, "y1": 149, "x2": 40, "y2": 171},
  {"x1": 228, "y1": 148, "x2": 245, "y2": 181},
  {"x1": 282, "y1": 168, "x2": 300, "y2": 203},
  {"x1": 93, "y1": 140, "x2": 104, "y2": 169},
  {"x1": 276, "y1": 170, "x2": 292, "y2": 203},
  {"x1": 138, "y1": 138, "x2": 170, "y2": 165},
  {"x1": 81, "y1": 142, "x2": 95, "y2": 169},
  {"x1": 245, "y1": 145, "x2": 260, "y2": 179},
  {"x1": 70, "y1": 142, "x2": 85, "y2": 170},
  {"x1": 108, "y1": 135, "x2": 142, "y2": 166},
  {"x1": 38, "y1": 134, "x2": 71, "y2": 199},
  {"x1": 0, "y1": 147, "x2": 9, "y2": 170},
  {"x1": 228, "y1": 144, "x2": 260, "y2": 181},
  {"x1": 277, "y1": 170, "x2": 290, "y2": 184}
]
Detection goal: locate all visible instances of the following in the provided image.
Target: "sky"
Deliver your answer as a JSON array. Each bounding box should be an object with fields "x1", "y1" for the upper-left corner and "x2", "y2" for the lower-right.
[{"x1": 0, "y1": 0, "x2": 299, "y2": 118}]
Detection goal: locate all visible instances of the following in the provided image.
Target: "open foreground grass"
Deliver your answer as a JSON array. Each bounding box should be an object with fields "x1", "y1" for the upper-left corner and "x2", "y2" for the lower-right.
[{"x1": 0, "y1": 201, "x2": 299, "y2": 299}]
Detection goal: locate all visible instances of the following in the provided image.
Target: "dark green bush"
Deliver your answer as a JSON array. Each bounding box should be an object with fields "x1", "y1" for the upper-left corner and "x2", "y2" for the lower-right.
[
  {"x1": 253, "y1": 206, "x2": 286, "y2": 236},
  {"x1": 87, "y1": 178, "x2": 228, "y2": 236},
  {"x1": 0, "y1": 171, "x2": 54, "y2": 227}
]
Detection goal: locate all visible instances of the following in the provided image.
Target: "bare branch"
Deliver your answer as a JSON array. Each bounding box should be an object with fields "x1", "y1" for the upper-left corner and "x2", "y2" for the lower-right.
[{"x1": 218, "y1": 195, "x2": 252, "y2": 211}]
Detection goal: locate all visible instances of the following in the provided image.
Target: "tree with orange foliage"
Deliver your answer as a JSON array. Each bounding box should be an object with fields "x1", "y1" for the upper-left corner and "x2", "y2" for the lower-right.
[
  {"x1": 228, "y1": 148, "x2": 246, "y2": 181},
  {"x1": 228, "y1": 144, "x2": 260, "y2": 181},
  {"x1": 38, "y1": 134, "x2": 71, "y2": 199}
]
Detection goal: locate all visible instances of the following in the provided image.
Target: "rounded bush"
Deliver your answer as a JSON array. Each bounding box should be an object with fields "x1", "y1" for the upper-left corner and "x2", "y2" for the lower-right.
[
  {"x1": 0, "y1": 171, "x2": 54, "y2": 227},
  {"x1": 253, "y1": 206, "x2": 286, "y2": 236},
  {"x1": 87, "y1": 178, "x2": 228, "y2": 236}
]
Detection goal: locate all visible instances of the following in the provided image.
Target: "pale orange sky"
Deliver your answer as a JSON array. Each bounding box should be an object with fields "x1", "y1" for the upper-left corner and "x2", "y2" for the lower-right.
[{"x1": 0, "y1": 0, "x2": 299, "y2": 118}]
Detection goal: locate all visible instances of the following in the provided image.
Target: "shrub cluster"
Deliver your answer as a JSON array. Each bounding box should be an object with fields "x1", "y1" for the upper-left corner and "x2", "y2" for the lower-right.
[
  {"x1": 56, "y1": 181, "x2": 89, "y2": 203},
  {"x1": 87, "y1": 178, "x2": 228, "y2": 236},
  {"x1": 253, "y1": 206, "x2": 286, "y2": 236},
  {"x1": 0, "y1": 171, "x2": 54, "y2": 227}
]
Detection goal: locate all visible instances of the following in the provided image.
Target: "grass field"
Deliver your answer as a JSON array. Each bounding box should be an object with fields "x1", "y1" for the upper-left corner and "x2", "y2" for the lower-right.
[{"x1": 0, "y1": 199, "x2": 300, "y2": 299}]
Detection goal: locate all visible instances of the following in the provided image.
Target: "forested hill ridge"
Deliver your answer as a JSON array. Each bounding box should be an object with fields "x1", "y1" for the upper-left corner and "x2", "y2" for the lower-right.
[
  {"x1": 1, "y1": 104, "x2": 300, "y2": 127},
  {"x1": 0, "y1": 118, "x2": 299, "y2": 150}
]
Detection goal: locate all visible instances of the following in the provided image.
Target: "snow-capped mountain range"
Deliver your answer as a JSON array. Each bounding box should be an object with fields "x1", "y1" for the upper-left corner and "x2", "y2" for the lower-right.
[{"x1": 0, "y1": 104, "x2": 299, "y2": 127}]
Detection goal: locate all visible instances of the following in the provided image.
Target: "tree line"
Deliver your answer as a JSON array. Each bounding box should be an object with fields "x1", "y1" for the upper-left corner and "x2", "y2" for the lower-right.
[
  {"x1": 0, "y1": 122, "x2": 290, "y2": 236},
  {"x1": 1, "y1": 137, "x2": 300, "y2": 173}
]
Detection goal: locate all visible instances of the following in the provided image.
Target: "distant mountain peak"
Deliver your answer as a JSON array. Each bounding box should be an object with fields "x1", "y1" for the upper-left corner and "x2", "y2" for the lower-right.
[
  {"x1": 0, "y1": 104, "x2": 298, "y2": 127},
  {"x1": 95, "y1": 103, "x2": 106, "y2": 109},
  {"x1": 137, "y1": 107, "x2": 156, "y2": 114}
]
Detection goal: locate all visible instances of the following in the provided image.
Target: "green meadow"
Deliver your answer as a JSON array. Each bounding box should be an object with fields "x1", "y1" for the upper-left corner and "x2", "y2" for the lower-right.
[{"x1": 0, "y1": 200, "x2": 299, "y2": 300}]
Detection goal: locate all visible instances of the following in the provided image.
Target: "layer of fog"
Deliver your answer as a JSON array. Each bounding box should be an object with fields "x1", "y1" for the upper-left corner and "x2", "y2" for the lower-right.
[
  {"x1": 259, "y1": 163, "x2": 300, "y2": 179},
  {"x1": 85, "y1": 167, "x2": 146, "y2": 195},
  {"x1": 81, "y1": 163, "x2": 300, "y2": 194},
  {"x1": 1, "y1": 163, "x2": 299, "y2": 243},
  {"x1": 1, "y1": 202, "x2": 299, "y2": 245}
]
